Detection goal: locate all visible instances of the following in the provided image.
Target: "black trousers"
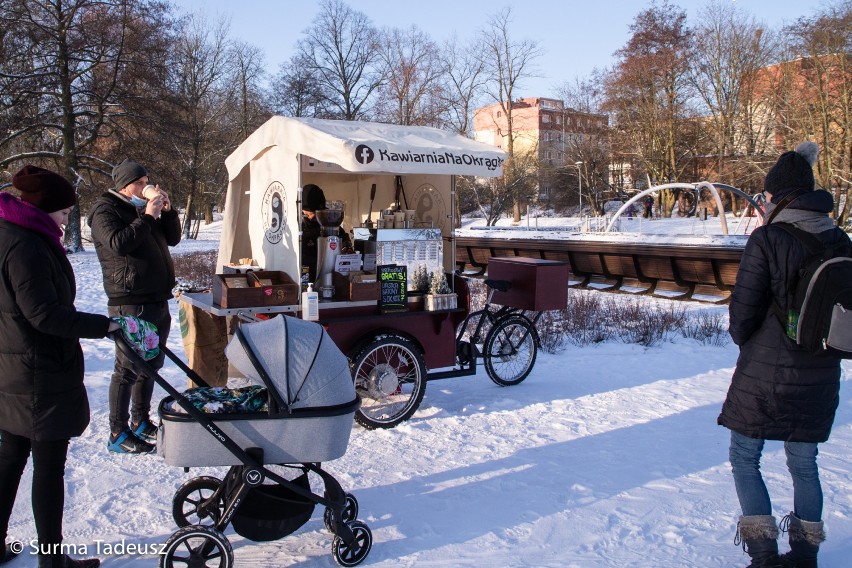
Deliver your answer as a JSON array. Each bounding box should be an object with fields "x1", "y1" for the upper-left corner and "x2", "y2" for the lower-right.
[
  {"x1": 0, "y1": 430, "x2": 69, "y2": 549},
  {"x1": 108, "y1": 301, "x2": 171, "y2": 434}
]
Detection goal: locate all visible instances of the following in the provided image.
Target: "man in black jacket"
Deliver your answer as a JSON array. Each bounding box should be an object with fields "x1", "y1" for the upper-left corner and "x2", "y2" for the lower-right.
[
  {"x1": 88, "y1": 160, "x2": 181, "y2": 454},
  {"x1": 719, "y1": 142, "x2": 842, "y2": 568}
]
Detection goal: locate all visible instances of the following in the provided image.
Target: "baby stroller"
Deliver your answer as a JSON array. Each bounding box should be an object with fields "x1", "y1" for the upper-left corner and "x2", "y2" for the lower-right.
[{"x1": 113, "y1": 315, "x2": 372, "y2": 567}]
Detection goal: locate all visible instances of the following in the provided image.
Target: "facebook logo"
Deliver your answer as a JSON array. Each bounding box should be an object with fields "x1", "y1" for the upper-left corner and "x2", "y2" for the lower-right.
[{"x1": 355, "y1": 144, "x2": 374, "y2": 164}]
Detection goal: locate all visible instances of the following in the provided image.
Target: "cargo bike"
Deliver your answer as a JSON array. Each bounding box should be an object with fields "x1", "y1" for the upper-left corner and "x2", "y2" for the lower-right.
[
  {"x1": 308, "y1": 255, "x2": 568, "y2": 430},
  {"x1": 113, "y1": 316, "x2": 372, "y2": 567},
  {"x1": 183, "y1": 116, "x2": 567, "y2": 433}
]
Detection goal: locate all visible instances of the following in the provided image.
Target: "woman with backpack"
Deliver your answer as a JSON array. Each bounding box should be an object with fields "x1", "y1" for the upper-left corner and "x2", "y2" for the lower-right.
[{"x1": 719, "y1": 142, "x2": 847, "y2": 568}]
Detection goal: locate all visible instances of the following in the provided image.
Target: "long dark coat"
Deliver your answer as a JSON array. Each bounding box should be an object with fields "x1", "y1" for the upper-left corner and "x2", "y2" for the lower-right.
[
  {"x1": 0, "y1": 220, "x2": 110, "y2": 441},
  {"x1": 718, "y1": 221, "x2": 847, "y2": 443}
]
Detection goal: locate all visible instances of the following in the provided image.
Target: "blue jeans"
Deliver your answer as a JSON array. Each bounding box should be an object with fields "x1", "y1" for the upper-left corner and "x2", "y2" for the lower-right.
[{"x1": 729, "y1": 430, "x2": 823, "y2": 522}]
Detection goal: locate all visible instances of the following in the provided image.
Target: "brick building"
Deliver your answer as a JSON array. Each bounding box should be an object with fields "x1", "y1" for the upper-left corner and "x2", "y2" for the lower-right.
[{"x1": 473, "y1": 97, "x2": 607, "y2": 198}]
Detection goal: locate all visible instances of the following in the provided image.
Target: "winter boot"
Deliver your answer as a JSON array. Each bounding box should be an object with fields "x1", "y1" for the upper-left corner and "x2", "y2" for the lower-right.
[
  {"x1": 735, "y1": 515, "x2": 781, "y2": 567},
  {"x1": 1, "y1": 542, "x2": 21, "y2": 564},
  {"x1": 779, "y1": 512, "x2": 825, "y2": 568},
  {"x1": 37, "y1": 554, "x2": 100, "y2": 568}
]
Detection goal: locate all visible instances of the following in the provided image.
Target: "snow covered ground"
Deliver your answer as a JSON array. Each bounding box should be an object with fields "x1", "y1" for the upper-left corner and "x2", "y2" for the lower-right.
[{"x1": 4, "y1": 215, "x2": 850, "y2": 567}]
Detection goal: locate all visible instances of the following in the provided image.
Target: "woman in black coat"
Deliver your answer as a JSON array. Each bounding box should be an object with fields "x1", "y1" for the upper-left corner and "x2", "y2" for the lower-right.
[
  {"x1": 719, "y1": 143, "x2": 843, "y2": 568},
  {"x1": 0, "y1": 166, "x2": 119, "y2": 568}
]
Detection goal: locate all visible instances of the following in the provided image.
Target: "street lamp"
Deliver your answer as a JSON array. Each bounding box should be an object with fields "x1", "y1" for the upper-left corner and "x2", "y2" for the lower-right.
[{"x1": 574, "y1": 161, "x2": 583, "y2": 215}]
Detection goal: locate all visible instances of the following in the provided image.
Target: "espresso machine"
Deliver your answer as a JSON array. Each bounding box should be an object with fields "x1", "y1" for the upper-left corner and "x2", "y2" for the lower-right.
[{"x1": 315, "y1": 207, "x2": 345, "y2": 297}]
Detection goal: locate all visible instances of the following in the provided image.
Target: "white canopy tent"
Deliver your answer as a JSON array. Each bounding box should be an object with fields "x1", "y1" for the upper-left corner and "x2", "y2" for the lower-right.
[{"x1": 217, "y1": 116, "x2": 506, "y2": 281}]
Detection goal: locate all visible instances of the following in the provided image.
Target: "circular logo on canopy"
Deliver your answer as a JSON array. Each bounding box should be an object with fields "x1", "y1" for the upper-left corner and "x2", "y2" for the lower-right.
[
  {"x1": 355, "y1": 144, "x2": 374, "y2": 164},
  {"x1": 412, "y1": 183, "x2": 447, "y2": 234},
  {"x1": 262, "y1": 181, "x2": 286, "y2": 245}
]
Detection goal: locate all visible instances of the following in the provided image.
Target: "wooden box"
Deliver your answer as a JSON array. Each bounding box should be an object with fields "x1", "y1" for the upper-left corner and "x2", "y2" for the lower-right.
[
  {"x1": 487, "y1": 257, "x2": 569, "y2": 311},
  {"x1": 333, "y1": 271, "x2": 379, "y2": 302},
  {"x1": 212, "y1": 271, "x2": 299, "y2": 308}
]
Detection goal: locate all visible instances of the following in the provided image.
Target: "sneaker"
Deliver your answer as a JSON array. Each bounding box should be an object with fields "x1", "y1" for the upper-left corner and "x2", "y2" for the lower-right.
[
  {"x1": 107, "y1": 429, "x2": 154, "y2": 454},
  {"x1": 131, "y1": 419, "x2": 158, "y2": 444}
]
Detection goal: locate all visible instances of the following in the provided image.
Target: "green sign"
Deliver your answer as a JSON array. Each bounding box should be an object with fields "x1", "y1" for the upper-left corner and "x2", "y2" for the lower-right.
[{"x1": 378, "y1": 264, "x2": 407, "y2": 312}]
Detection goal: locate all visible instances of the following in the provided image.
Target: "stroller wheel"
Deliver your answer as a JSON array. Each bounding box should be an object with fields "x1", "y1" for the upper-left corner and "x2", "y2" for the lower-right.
[
  {"x1": 173, "y1": 476, "x2": 226, "y2": 527},
  {"x1": 324, "y1": 492, "x2": 359, "y2": 532},
  {"x1": 332, "y1": 520, "x2": 372, "y2": 567},
  {"x1": 159, "y1": 525, "x2": 233, "y2": 568}
]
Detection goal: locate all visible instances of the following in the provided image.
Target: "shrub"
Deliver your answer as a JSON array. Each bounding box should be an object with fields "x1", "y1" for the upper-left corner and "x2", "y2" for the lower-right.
[
  {"x1": 173, "y1": 250, "x2": 217, "y2": 293},
  {"x1": 464, "y1": 281, "x2": 728, "y2": 353},
  {"x1": 682, "y1": 311, "x2": 728, "y2": 345}
]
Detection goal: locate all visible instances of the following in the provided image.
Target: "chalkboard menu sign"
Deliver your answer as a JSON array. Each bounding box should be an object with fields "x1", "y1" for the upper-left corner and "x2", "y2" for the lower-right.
[{"x1": 378, "y1": 264, "x2": 407, "y2": 313}]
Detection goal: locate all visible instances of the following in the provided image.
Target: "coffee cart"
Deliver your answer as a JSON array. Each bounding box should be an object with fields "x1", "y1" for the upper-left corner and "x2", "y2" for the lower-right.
[{"x1": 183, "y1": 116, "x2": 521, "y2": 429}]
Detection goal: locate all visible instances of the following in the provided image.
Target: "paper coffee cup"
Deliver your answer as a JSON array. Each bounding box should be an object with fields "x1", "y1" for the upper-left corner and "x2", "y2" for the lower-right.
[
  {"x1": 142, "y1": 185, "x2": 159, "y2": 200},
  {"x1": 393, "y1": 211, "x2": 405, "y2": 228}
]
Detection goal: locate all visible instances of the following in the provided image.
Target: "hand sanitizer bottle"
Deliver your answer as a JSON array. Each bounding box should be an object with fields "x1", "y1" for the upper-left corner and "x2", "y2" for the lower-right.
[{"x1": 302, "y1": 283, "x2": 319, "y2": 321}]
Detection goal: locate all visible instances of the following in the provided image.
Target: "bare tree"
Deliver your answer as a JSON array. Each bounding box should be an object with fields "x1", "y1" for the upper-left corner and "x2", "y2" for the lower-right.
[
  {"x1": 438, "y1": 34, "x2": 486, "y2": 136},
  {"x1": 167, "y1": 13, "x2": 235, "y2": 238},
  {"x1": 231, "y1": 40, "x2": 269, "y2": 141},
  {"x1": 554, "y1": 74, "x2": 612, "y2": 214},
  {"x1": 689, "y1": 0, "x2": 777, "y2": 208},
  {"x1": 270, "y1": 54, "x2": 328, "y2": 118},
  {"x1": 479, "y1": 7, "x2": 543, "y2": 224},
  {"x1": 781, "y1": 1, "x2": 852, "y2": 225},
  {"x1": 466, "y1": 145, "x2": 539, "y2": 226},
  {"x1": 374, "y1": 25, "x2": 445, "y2": 126},
  {"x1": 0, "y1": 0, "x2": 172, "y2": 251},
  {"x1": 603, "y1": 0, "x2": 695, "y2": 217},
  {"x1": 296, "y1": 0, "x2": 384, "y2": 120},
  {"x1": 438, "y1": 34, "x2": 487, "y2": 228}
]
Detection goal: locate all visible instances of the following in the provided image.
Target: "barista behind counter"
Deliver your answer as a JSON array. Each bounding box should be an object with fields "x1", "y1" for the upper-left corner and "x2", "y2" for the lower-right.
[{"x1": 301, "y1": 183, "x2": 353, "y2": 283}]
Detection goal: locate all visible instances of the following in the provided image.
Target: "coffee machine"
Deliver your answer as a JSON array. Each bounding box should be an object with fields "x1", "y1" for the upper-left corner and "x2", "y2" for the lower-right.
[{"x1": 315, "y1": 207, "x2": 345, "y2": 297}]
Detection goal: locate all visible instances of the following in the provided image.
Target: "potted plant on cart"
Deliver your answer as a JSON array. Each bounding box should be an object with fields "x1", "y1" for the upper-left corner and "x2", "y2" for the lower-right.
[
  {"x1": 425, "y1": 268, "x2": 457, "y2": 311},
  {"x1": 408, "y1": 263, "x2": 430, "y2": 311}
]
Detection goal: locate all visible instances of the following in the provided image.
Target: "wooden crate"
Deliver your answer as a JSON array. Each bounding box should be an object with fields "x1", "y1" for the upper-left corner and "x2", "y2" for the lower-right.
[
  {"x1": 487, "y1": 257, "x2": 568, "y2": 311},
  {"x1": 212, "y1": 271, "x2": 299, "y2": 308},
  {"x1": 333, "y1": 272, "x2": 379, "y2": 302}
]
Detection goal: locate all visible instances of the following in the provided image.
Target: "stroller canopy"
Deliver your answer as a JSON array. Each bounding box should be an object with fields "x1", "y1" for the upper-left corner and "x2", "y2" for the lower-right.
[{"x1": 225, "y1": 316, "x2": 354, "y2": 411}]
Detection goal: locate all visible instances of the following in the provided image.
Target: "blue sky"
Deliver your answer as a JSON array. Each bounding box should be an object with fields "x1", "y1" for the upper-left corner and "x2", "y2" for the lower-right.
[{"x1": 171, "y1": 0, "x2": 817, "y2": 97}]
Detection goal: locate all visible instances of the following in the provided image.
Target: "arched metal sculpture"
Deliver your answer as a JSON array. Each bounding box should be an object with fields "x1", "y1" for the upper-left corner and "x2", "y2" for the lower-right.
[{"x1": 605, "y1": 182, "x2": 764, "y2": 234}]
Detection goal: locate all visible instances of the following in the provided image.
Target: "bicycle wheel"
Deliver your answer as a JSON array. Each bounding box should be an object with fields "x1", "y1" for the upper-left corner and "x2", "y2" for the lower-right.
[
  {"x1": 483, "y1": 316, "x2": 538, "y2": 386},
  {"x1": 351, "y1": 335, "x2": 426, "y2": 429}
]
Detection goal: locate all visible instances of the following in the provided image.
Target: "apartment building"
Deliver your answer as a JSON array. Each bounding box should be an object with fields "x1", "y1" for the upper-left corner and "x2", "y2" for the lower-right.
[{"x1": 473, "y1": 97, "x2": 607, "y2": 198}]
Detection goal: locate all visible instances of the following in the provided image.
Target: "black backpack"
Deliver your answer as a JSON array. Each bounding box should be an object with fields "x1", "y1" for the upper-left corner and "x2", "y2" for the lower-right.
[{"x1": 773, "y1": 223, "x2": 852, "y2": 358}]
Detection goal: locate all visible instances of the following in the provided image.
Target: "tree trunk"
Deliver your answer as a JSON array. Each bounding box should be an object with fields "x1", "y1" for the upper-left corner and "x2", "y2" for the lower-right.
[{"x1": 183, "y1": 194, "x2": 194, "y2": 240}]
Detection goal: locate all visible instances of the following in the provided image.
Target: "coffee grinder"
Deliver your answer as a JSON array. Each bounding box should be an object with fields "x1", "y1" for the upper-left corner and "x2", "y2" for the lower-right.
[{"x1": 315, "y1": 207, "x2": 345, "y2": 298}]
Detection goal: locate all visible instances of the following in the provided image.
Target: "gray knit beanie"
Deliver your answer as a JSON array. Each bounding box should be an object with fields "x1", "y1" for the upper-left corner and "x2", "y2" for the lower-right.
[{"x1": 112, "y1": 159, "x2": 148, "y2": 190}]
